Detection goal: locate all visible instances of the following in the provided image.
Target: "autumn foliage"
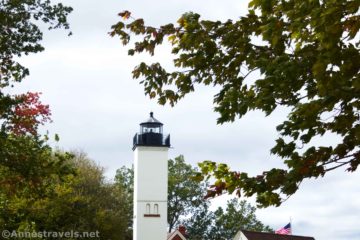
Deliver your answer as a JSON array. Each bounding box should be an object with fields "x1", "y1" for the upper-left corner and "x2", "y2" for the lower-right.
[
  {"x1": 111, "y1": 0, "x2": 359, "y2": 207},
  {"x1": 8, "y1": 92, "x2": 51, "y2": 135}
]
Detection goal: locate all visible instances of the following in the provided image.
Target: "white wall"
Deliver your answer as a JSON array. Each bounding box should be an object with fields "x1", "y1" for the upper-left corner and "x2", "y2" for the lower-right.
[
  {"x1": 233, "y1": 231, "x2": 248, "y2": 240},
  {"x1": 134, "y1": 146, "x2": 168, "y2": 240}
]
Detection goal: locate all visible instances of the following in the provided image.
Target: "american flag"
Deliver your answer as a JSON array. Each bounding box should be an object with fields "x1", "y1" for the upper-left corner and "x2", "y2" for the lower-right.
[{"x1": 275, "y1": 223, "x2": 292, "y2": 235}]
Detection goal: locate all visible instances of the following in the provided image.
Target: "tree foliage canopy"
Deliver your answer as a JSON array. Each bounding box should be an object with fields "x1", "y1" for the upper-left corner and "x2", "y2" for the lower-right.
[
  {"x1": 0, "y1": 0, "x2": 72, "y2": 85},
  {"x1": 0, "y1": 0, "x2": 73, "y2": 177},
  {"x1": 167, "y1": 155, "x2": 209, "y2": 233},
  {"x1": 111, "y1": 0, "x2": 360, "y2": 207},
  {"x1": 0, "y1": 0, "x2": 72, "y2": 136},
  {"x1": 209, "y1": 199, "x2": 272, "y2": 239},
  {"x1": 0, "y1": 0, "x2": 74, "y2": 229},
  {"x1": 1, "y1": 151, "x2": 132, "y2": 240},
  {"x1": 185, "y1": 199, "x2": 272, "y2": 240}
]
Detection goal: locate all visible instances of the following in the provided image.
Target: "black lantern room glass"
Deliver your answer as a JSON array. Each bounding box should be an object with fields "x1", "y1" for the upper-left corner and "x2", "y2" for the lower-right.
[
  {"x1": 140, "y1": 112, "x2": 163, "y2": 134},
  {"x1": 133, "y1": 112, "x2": 170, "y2": 149}
]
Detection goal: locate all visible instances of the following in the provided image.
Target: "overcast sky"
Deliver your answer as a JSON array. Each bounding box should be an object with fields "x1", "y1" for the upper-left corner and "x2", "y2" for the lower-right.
[{"x1": 14, "y1": 0, "x2": 360, "y2": 239}]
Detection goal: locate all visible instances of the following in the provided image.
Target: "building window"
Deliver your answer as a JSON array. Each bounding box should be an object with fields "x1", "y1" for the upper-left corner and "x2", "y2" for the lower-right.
[
  {"x1": 154, "y1": 204, "x2": 159, "y2": 214},
  {"x1": 144, "y1": 203, "x2": 160, "y2": 218},
  {"x1": 146, "y1": 203, "x2": 150, "y2": 214}
]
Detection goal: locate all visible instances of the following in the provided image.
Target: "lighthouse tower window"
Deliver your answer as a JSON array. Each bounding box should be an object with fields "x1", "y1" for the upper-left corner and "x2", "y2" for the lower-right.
[
  {"x1": 146, "y1": 204, "x2": 150, "y2": 214},
  {"x1": 154, "y1": 204, "x2": 159, "y2": 214}
]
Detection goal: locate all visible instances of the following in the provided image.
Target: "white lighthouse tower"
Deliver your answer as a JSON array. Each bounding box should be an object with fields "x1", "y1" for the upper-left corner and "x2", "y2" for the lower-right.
[{"x1": 133, "y1": 112, "x2": 170, "y2": 240}]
